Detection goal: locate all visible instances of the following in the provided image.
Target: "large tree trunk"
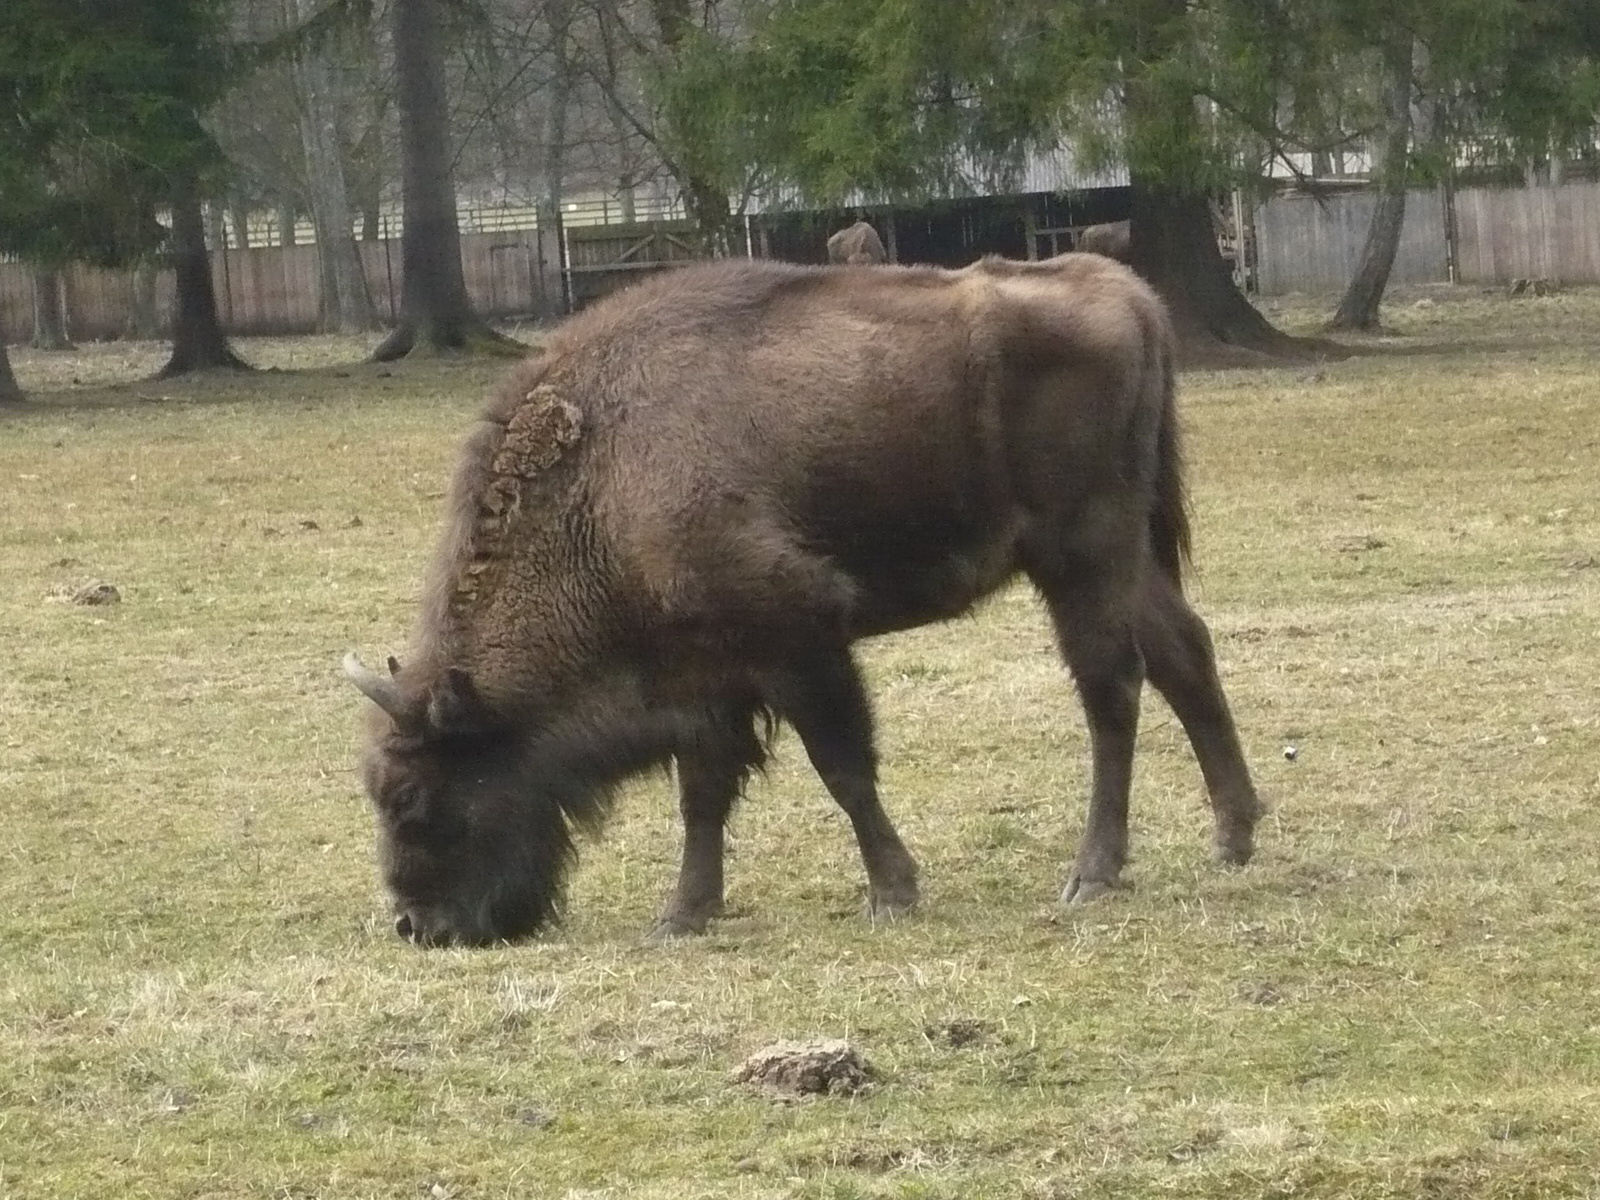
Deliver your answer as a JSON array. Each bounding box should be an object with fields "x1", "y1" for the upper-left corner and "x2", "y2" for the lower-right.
[
  {"x1": 30, "y1": 269, "x2": 74, "y2": 350},
  {"x1": 295, "y1": 0, "x2": 378, "y2": 334},
  {"x1": 1331, "y1": 36, "x2": 1415, "y2": 332},
  {"x1": 159, "y1": 170, "x2": 250, "y2": 377},
  {"x1": 1126, "y1": 184, "x2": 1304, "y2": 355},
  {"x1": 1119, "y1": 0, "x2": 1304, "y2": 358},
  {"x1": 0, "y1": 339, "x2": 21, "y2": 402},
  {"x1": 373, "y1": 0, "x2": 519, "y2": 360},
  {"x1": 534, "y1": 0, "x2": 575, "y2": 320}
]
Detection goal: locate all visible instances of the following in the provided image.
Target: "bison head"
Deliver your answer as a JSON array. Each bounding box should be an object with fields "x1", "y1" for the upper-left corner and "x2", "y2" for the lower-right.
[{"x1": 343, "y1": 652, "x2": 577, "y2": 947}]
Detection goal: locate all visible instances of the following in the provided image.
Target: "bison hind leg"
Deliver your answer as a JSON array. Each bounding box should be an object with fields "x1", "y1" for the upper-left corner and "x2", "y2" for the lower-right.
[{"x1": 1135, "y1": 570, "x2": 1263, "y2": 867}]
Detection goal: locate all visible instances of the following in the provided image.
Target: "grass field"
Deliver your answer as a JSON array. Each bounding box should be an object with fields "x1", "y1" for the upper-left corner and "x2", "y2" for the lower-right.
[{"x1": 2, "y1": 286, "x2": 1598, "y2": 1198}]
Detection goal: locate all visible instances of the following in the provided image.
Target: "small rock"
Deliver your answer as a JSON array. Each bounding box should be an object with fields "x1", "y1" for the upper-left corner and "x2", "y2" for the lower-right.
[
  {"x1": 72, "y1": 581, "x2": 121, "y2": 606},
  {"x1": 732, "y1": 1039, "x2": 874, "y2": 1098},
  {"x1": 298, "y1": 519, "x2": 320, "y2": 531},
  {"x1": 345, "y1": 515, "x2": 364, "y2": 529}
]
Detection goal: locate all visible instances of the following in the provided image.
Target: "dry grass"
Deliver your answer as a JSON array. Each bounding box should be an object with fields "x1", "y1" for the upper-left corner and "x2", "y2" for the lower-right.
[{"x1": 2, "y1": 289, "x2": 1599, "y2": 1199}]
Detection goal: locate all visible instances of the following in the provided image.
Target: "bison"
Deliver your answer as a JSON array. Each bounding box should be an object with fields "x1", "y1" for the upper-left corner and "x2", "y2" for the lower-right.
[
  {"x1": 1075, "y1": 219, "x2": 1131, "y2": 261},
  {"x1": 344, "y1": 253, "x2": 1263, "y2": 946},
  {"x1": 826, "y1": 220, "x2": 888, "y2": 265}
]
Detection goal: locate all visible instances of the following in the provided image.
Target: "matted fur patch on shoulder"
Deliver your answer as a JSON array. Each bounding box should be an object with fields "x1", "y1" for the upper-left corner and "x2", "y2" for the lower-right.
[{"x1": 493, "y1": 383, "x2": 584, "y2": 478}]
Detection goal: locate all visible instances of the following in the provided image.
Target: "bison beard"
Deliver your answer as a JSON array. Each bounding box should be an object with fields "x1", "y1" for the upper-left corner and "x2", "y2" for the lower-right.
[{"x1": 345, "y1": 252, "x2": 1264, "y2": 946}]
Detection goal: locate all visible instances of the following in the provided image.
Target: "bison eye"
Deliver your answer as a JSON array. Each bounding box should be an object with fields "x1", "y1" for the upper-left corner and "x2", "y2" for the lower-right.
[{"x1": 382, "y1": 782, "x2": 468, "y2": 845}]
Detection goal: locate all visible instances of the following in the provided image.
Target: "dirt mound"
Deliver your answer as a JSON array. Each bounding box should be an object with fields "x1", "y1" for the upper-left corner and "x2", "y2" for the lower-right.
[{"x1": 731, "y1": 1039, "x2": 874, "y2": 1098}]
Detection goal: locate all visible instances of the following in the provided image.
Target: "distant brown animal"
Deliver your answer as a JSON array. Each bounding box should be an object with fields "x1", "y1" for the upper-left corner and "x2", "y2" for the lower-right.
[
  {"x1": 827, "y1": 220, "x2": 887, "y2": 264},
  {"x1": 344, "y1": 253, "x2": 1263, "y2": 947},
  {"x1": 1075, "y1": 219, "x2": 1131, "y2": 261}
]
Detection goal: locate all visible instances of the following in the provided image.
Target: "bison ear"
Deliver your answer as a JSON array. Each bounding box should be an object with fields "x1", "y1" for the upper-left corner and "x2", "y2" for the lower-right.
[{"x1": 426, "y1": 667, "x2": 489, "y2": 736}]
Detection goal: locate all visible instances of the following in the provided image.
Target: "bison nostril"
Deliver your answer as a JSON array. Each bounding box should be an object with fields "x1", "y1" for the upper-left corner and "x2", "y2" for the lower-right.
[{"x1": 394, "y1": 913, "x2": 415, "y2": 940}]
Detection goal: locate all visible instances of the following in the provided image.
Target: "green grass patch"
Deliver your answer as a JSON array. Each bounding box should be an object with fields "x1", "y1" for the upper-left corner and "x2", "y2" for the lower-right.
[{"x1": 2, "y1": 292, "x2": 1599, "y2": 1198}]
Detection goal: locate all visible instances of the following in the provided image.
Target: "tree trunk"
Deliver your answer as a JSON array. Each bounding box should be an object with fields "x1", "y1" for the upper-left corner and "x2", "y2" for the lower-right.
[
  {"x1": 0, "y1": 338, "x2": 22, "y2": 402},
  {"x1": 373, "y1": 0, "x2": 519, "y2": 360},
  {"x1": 159, "y1": 170, "x2": 250, "y2": 377},
  {"x1": 651, "y1": 0, "x2": 733, "y2": 252},
  {"x1": 295, "y1": 0, "x2": 379, "y2": 334},
  {"x1": 1126, "y1": 183, "x2": 1303, "y2": 355},
  {"x1": 30, "y1": 269, "x2": 74, "y2": 350},
  {"x1": 126, "y1": 261, "x2": 164, "y2": 339},
  {"x1": 1330, "y1": 37, "x2": 1415, "y2": 332},
  {"x1": 1119, "y1": 2, "x2": 1303, "y2": 358},
  {"x1": 534, "y1": 0, "x2": 575, "y2": 320}
]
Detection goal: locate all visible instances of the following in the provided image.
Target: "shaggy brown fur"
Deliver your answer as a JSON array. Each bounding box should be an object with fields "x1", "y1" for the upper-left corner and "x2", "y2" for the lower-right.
[
  {"x1": 826, "y1": 220, "x2": 888, "y2": 264},
  {"x1": 347, "y1": 252, "x2": 1263, "y2": 946}
]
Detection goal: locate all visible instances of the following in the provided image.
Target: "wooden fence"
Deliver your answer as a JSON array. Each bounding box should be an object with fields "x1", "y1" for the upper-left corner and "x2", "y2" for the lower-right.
[
  {"x1": 1453, "y1": 183, "x2": 1600, "y2": 284},
  {"x1": 1254, "y1": 189, "x2": 1450, "y2": 295},
  {"x1": 0, "y1": 229, "x2": 559, "y2": 343},
  {"x1": 7, "y1": 182, "x2": 1600, "y2": 339},
  {"x1": 1254, "y1": 180, "x2": 1600, "y2": 295}
]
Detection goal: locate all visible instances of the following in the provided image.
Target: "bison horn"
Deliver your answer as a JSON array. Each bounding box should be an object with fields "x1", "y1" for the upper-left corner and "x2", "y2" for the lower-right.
[{"x1": 342, "y1": 652, "x2": 412, "y2": 722}]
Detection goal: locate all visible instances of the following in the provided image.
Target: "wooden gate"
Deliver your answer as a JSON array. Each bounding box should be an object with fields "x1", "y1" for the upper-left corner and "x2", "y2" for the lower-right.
[{"x1": 563, "y1": 220, "x2": 701, "y2": 309}]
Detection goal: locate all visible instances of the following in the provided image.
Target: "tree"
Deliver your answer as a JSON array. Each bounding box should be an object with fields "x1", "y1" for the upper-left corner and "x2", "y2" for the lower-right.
[
  {"x1": 372, "y1": 0, "x2": 521, "y2": 360},
  {"x1": 1330, "y1": 32, "x2": 1415, "y2": 331},
  {"x1": 31, "y1": 270, "x2": 75, "y2": 351},
  {"x1": 161, "y1": 168, "x2": 252, "y2": 375},
  {"x1": 0, "y1": 0, "x2": 239, "y2": 395},
  {"x1": 647, "y1": 0, "x2": 1323, "y2": 354},
  {"x1": 0, "y1": 342, "x2": 20, "y2": 404},
  {"x1": 292, "y1": 0, "x2": 379, "y2": 332},
  {"x1": 1325, "y1": 0, "x2": 1600, "y2": 329}
]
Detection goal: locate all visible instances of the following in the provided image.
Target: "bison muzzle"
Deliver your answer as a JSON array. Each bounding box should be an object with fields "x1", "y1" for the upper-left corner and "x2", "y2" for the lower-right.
[{"x1": 345, "y1": 253, "x2": 1263, "y2": 946}]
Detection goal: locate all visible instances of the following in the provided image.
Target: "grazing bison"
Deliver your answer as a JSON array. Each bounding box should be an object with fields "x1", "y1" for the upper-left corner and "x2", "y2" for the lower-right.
[
  {"x1": 344, "y1": 253, "x2": 1263, "y2": 946},
  {"x1": 826, "y1": 220, "x2": 888, "y2": 264},
  {"x1": 1075, "y1": 219, "x2": 1131, "y2": 261}
]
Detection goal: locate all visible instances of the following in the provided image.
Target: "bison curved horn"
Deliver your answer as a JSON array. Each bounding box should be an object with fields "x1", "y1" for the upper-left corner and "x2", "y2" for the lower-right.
[{"x1": 342, "y1": 652, "x2": 412, "y2": 722}]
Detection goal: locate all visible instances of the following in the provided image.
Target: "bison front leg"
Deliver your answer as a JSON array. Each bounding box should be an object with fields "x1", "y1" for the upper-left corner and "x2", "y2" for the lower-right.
[
  {"x1": 647, "y1": 698, "x2": 766, "y2": 941},
  {"x1": 767, "y1": 651, "x2": 921, "y2": 920}
]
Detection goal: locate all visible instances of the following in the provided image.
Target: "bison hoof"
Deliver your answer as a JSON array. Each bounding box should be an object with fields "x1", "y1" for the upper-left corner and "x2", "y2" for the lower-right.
[
  {"x1": 1059, "y1": 875, "x2": 1124, "y2": 906},
  {"x1": 1212, "y1": 831, "x2": 1255, "y2": 867},
  {"x1": 865, "y1": 884, "x2": 919, "y2": 924},
  {"x1": 642, "y1": 916, "x2": 709, "y2": 943},
  {"x1": 643, "y1": 899, "x2": 723, "y2": 943}
]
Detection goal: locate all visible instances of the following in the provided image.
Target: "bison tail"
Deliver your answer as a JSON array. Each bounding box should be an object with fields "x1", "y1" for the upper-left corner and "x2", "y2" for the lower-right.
[{"x1": 1148, "y1": 341, "x2": 1192, "y2": 588}]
